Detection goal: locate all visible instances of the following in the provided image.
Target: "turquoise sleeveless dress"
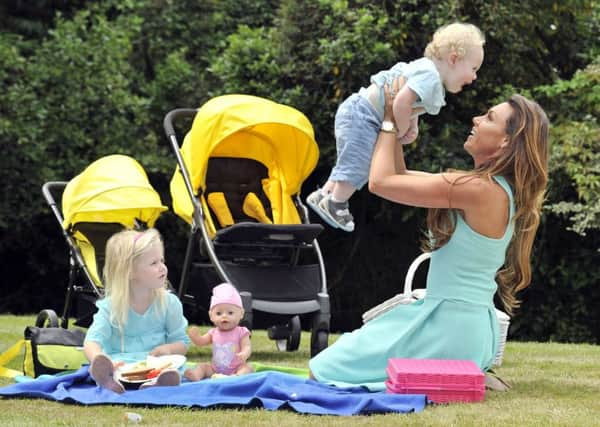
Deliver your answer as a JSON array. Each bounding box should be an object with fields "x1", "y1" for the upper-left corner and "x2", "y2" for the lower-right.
[{"x1": 309, "y1": 176, "x2": 514, "y2": 391}]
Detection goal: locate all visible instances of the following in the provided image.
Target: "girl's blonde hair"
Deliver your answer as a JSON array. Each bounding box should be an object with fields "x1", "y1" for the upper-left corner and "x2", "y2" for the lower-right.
[
  {"x1": 102, "y1": 228, "x2": 167, "y2": 332},
  {"x1": 424, "y1": 22, "x2": 485, "y2": 60},
  {"x1": 424, "y1": 95, "x2": 549, "y2": 315}
]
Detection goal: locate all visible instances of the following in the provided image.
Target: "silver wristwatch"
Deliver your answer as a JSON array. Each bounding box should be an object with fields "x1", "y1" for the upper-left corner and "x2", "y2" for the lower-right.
[{"x1": 381, "y1": 120, "x2": 397, "y2": 134}]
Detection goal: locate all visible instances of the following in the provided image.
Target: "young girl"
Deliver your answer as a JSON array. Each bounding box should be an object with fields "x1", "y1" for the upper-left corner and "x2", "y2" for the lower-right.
[
  {"x1": 184, "y1": 283, "x2": 253, "y2": 380},
  {"x1": 84, "y1": 228, "x2": 190, "y2": 393},
  {"x1": 307, "y1": 22, "x2": 485, "y2": 232}
]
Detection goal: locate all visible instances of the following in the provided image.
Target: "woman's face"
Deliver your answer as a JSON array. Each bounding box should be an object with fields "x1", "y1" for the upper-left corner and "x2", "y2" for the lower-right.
[{"x1": 464, "y1": 102, "x2": 512, "y2": 166}]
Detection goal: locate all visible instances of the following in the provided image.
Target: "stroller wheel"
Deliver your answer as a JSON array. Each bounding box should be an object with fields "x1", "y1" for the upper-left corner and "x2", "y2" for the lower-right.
[
  {"x1": 286, "y1": 315, "x2": 301, "y2": 352},
  {"x1": 35, "y1": 309, "x2": 59, "y2": 328},
  {"x1": 269, "y1": 315, "x2": 301, "y2": 352},
  {"x1": 310, "y1": 330, "x2": 329, "y2": 358}
]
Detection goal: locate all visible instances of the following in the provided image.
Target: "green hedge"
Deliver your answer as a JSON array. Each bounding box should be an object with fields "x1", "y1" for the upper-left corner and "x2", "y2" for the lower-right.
[{"x1": 0, "y1": 0, "x2": 598, "y2": 343}]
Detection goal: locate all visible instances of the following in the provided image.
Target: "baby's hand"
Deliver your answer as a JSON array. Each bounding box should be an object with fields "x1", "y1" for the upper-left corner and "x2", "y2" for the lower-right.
[
  {"x1": 397, "y1": 117, "x2": 419, "y2": 145},
  {"x1": 398, "y1": 129, "x2": 418, "y2": 145}
]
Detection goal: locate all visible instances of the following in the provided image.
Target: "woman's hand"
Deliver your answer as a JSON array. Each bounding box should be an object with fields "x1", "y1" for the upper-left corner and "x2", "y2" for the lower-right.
[{"x1": 383, "y1": 83, "x2": 395, "y2": 122}]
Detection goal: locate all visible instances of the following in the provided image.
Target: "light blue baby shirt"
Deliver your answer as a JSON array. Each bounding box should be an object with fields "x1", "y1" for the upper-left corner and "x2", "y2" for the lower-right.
[{"x1": 364, "y1": 57, "x2": 446, "y2": 119}]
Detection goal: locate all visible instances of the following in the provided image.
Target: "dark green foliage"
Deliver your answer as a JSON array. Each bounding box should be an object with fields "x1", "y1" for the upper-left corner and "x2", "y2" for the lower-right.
[{"x1": 0, "y1": 0, "x2": 598, "y2": 343}]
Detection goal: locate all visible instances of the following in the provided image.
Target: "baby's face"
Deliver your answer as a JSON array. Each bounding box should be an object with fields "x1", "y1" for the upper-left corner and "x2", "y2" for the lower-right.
[
  {"x1": 209, "y1": 303, "x2": 244, "y2": 331},
  {"x1": 444, "y1": 45, "x2": 484, "y2": 94}
]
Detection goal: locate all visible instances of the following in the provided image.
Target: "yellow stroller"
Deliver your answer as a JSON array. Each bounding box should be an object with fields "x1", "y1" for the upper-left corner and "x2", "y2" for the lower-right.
[
  {"x1": 165, "y1": 94, "x2": 330, "y2": 356},
  {"x1": 40, "y1": 154, "x2": 167, "y2": 329}
]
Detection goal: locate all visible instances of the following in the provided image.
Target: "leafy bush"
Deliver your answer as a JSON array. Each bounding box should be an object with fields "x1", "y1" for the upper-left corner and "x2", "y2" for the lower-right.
[{"x1": 0, "y1": 0, "x2": 598, "y2": 343}]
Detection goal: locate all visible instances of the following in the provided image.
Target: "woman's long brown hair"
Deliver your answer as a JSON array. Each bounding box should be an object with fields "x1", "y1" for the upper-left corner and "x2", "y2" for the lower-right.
[{"x1": 423, "y1": 95, "x2": 550, "y2": 315}]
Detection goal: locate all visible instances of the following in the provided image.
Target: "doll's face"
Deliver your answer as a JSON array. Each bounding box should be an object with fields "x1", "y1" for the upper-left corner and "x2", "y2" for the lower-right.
[{"x1": 209, "y1": 303, "x2": 244, "y2": 331}]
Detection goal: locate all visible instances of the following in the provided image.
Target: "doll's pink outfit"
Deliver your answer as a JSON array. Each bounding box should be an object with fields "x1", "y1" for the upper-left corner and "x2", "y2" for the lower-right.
[{"x1": 208, "y1": 326, "x2": 250, "y2": 374}]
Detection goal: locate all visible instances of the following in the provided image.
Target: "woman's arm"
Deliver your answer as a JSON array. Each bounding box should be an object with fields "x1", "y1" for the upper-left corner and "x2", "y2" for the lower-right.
[{"x1": 369, "y1": 84, "x2": 493, "y2": 211}]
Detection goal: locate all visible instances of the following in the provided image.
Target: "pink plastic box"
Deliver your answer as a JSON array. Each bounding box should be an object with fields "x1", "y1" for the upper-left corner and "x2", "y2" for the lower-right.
[{"x1": 386, "y1": 358, "x2": 485, "y2": 403}]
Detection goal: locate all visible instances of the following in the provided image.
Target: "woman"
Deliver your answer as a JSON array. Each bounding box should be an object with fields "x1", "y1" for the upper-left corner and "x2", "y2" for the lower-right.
[{"x1": 309, "y1": 81, "x2": 549, "y2": 391}]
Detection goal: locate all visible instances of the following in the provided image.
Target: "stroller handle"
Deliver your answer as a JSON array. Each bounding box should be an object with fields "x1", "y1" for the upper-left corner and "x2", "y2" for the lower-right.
[{"x1": 163, "y1": 108, "x2": 198, "y2": 138}]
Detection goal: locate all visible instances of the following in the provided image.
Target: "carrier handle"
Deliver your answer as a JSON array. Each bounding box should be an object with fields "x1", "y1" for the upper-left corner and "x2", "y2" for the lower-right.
[
  {"x1": 403, "y1": 252, "x2": 431, "y2": 294},
  {"x1": 163, "y1": 108, "x2": 198, "y2": 138}
]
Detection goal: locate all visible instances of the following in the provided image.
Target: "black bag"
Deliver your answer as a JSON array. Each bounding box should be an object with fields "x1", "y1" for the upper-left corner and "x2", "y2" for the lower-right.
[{"x1": 22, "y1": 326, "x2": 88, "y2": 377}]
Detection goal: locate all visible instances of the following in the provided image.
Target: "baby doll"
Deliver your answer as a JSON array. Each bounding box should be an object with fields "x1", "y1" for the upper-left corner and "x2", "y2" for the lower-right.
[{"x1": 184, "y1": 283, "x2": 253, "y2": 380}]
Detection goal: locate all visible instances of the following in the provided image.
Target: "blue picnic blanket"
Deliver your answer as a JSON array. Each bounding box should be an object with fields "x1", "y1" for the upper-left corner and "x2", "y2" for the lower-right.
[{"x1": 0, "y1": 367, "x2": 426, "y2": 415}]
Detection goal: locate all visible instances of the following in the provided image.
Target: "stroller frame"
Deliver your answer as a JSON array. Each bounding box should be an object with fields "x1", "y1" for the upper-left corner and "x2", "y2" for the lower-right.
[
  {"x1": 164, "y1": 103, "x2": 330, "y2": 357},
  {"x1": 42, "y1": 181, "x2": 106, "y2": 329}
]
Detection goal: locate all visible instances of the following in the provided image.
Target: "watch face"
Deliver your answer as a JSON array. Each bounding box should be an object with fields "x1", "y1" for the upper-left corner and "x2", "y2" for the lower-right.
[{"x1": 382, "y1": 121, "x2": 395, "y2": 132}]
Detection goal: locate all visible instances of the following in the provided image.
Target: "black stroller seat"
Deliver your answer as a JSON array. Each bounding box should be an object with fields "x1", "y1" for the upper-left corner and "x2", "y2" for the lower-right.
[{"x1": 205, "y1": 157, "x2": 322, "y2": 262}]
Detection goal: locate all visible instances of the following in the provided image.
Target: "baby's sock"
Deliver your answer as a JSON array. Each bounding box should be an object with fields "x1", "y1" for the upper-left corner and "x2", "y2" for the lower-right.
[{"x1": 329, "y1": 196, "x2": 349, "y2": 207}]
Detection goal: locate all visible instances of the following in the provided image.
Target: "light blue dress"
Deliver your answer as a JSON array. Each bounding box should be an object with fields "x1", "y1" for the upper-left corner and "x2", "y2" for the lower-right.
[
  {"x1": 309, "y1": 177, "x2": 514, "y2": 391},
  {"x1": 84, "y1": 291, "x2": 190, "y2": 363}
]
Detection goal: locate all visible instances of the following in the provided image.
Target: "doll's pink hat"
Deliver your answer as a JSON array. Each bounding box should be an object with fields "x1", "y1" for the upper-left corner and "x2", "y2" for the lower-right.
[{"x1": 210, "y1": 283, "x2": 243, "y2": 309}]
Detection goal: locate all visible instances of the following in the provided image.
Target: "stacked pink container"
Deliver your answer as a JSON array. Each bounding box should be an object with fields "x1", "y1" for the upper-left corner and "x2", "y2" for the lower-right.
[{"x1": 386, "y1": 358, "x2": 485, "y2": 403}]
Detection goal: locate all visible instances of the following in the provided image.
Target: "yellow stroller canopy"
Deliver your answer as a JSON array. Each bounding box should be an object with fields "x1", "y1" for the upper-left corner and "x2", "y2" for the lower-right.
[
  {"x1": 62, "y1": 155, "x2": 167, "y2": 286},
  {"x1": 170, "y1": 94, "x2": 319, "y2": 226},
  {"x1": 62, "y1": 154, "x2": 167, "y2": 230}
]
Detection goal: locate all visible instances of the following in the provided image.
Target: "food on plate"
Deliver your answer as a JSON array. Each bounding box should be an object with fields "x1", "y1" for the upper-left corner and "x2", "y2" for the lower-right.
[{"x1": 119, "y1": 360, "x2": 173, "y2": 381}]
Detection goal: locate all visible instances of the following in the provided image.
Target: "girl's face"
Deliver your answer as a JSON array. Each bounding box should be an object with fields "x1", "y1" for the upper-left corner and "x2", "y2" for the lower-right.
[
  {"x1": 464, "y1": 101, "x2": 512, "y2": 166},
  {"x1": 130, "y1": 243, "x2": 168, "y2": 291},
  {"x1": 444, "y1": 45, "x2": 484, "y2": 94},
  {"x1": 209, "y1": 303, "x2": 244, "y2": 331}
]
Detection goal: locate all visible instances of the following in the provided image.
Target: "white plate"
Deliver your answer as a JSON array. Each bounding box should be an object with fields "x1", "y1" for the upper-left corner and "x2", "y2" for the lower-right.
[{"x1": 116, "y1": 354, "x2": 186, "y2": 384}]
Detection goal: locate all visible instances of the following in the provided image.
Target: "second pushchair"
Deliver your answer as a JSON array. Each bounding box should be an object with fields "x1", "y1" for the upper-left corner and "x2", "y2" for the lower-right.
[{"x1": 166, "y1": 94, "x2": 330, "y2": 356}]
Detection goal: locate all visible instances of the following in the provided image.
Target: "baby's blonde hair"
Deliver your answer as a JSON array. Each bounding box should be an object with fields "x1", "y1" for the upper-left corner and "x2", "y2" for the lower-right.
[
  {"x1": 424, "y1": 22, "x2": 485, "y2": 60},
  {"x1": 102, "y1": 228, "x2": 167, "y2": 332}
]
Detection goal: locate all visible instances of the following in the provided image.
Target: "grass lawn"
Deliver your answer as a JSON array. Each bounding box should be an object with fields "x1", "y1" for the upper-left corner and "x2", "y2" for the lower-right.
[{"x1": 1, "y1": 314, "x2": 599, "y2": 426}]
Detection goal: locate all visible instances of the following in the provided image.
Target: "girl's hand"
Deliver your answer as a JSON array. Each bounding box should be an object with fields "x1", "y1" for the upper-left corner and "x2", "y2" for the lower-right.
[{"x1": 149, "y1": 344, "x2": 171, "y2": 356}]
